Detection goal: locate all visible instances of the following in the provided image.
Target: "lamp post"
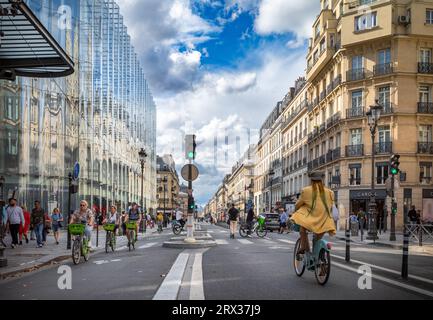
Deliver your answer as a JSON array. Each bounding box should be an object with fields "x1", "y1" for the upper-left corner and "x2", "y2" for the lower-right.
[
  {"x1": 139, "y1": 148, "x2": 147, "y2": 234},
  {"x1": 0, "y1": 176, "x2": 5, "y2": 201},
  {"x1": 366, "y1": 100, "x2": 383, "y2": 241},
  {"x1": 163, "y1": 176, "x2": 168, "y2": 227},
  {"x1": 269, "y1": 169, "x2": 275, "y2": 213}
]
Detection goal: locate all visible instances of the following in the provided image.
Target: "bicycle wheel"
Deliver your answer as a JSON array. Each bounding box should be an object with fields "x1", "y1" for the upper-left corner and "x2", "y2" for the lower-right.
[
  {"x1": 239, "y1": 225, "x2": 248, "y2": 238},
  {"x1": 128, "y1": 230, "x2": 133, "y2": 251},
  {"x1": 315, "y1": 249, "x2": 331, "y2": 286},
  {"x1": 82, "y1": 239, "x2": 90, "y2": 262},
  {"x1": 293, "y1": 239, "x2": 306, "y2": 277},
  {"x1": 72, "y1": 239, "x2": 81, "y2": 265},
  {"x1": 105, "y1": 232, "x2": 111, "y2": 254},
  {"x1": 132, "y1": 230, "x2": 136, "y2": 250},
  {"x1": 256, "y1": 226, "x2": 267, "y2": 238},
  {"x1": 173, "y1": 225, "x2": 182, "y2": 235}
]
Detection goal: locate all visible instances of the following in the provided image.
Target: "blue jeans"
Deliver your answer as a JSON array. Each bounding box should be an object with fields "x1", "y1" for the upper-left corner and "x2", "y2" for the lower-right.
[{"x1": 34, "y1": 223, "x2": 43, "y2": 246}]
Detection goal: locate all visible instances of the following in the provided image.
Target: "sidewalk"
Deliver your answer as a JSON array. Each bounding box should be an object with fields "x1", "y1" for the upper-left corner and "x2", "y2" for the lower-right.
[
  {"x1": 334, "y1": 230, "x2": 433, "y2": 255},
  {"x1": 0, "y1": 227, "x2": 160, "y2": 280}
]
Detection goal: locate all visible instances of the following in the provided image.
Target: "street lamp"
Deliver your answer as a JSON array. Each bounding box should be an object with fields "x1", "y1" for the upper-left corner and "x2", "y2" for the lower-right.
[
  {"x1": 366, "y1": 100, "x2": 383, "y2": 241},
  {"x1": 268, "y1": 169, "x2": 275, "y2": 212},
  {"x1": 163, "y1": 176, "x2": 168, "y2": 227},
  {"x1": 139, "y1": 148, "x2": 147, "y2": 233},
  {"x1": 0, "y1": 176, "x2": 5, "y2": 201}
]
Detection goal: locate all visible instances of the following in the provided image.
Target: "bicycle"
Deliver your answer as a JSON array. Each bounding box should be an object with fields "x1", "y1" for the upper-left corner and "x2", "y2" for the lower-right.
[
  {"x1": 172, "y1": 220, "x2": 185, "y2": 235},
  {"x1": 293, "y1": 227, "x2": 332, "y2": 286},
  {"x1": 103, "y1": 224, "x2": 117, "y2": 253},
  {"x1": 157, "y1": 222, "x2": 163, "y2": 234},
  {"x1": 239, "y1": 215, "x2": 267, "y2": 238},
  {"x1": 126, "y1": 221, "x2": 137, "y2": 251},
  {"x1": 69, "y1": 224, "x2": 90, "y2": 265}
]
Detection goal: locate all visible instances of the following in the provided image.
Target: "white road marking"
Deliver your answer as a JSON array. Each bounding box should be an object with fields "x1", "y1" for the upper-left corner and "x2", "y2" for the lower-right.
[
  {"x1": 189, "y1": 253, "x2": 205, "y2": 300},
  {"x1": 278, "y1": 239, "x2": 296, "y2": 245},
  {"x1": 215, "y1": 239, "x2": 228, "y2": 245},
  {"x1": 207, "y1": 230, "x2": 214, "y2": 233},
  {"x1": 237, "y1": 239, "x2": 253, "y2": 245},
  {"x1": 138, "y1": 242, "x2": 158, "y2": 249},
  {"x1": 219, "y1": 230, "x2": 228, "y2": 233},
  {"x1": 153, "y1": 253, "x2": 189, "y2": 300},
  {"x1": 116, "y1": 246, "x2": 127, "y2": 251},
  {"x1": 332, "y1": 261, "x2": 433, "y2": 298},
  {"x1": 269, "y1": 246, "x2": 288, "y2": 250},
  {"x1": 93, "y1": 260, "x2": 109, "y2": 265},
  {"x1": 331, "y1": 254, "x2": 433, "y2": 285},
  {"x1": 110, "y1": 259, "x2": 122, "y2": 262}
]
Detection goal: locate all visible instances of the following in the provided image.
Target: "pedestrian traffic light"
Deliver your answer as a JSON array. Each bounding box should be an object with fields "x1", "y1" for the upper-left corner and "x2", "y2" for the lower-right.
[
  {"x1": 188, "y1": 196, "x2": 195, "y2": 211},
  {"x1": 390, "y1": 154, "x2": 400, "y2": 176},
  {"x1": 185, "y1": 135, "x2": 197, "y2": 160},
  {"x1": 391, "y1": 201, "x2": 397, "y2": 215}
]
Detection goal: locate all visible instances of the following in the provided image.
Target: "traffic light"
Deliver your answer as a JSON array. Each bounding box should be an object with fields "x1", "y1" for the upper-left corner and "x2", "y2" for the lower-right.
[
  {"x1": 188, "y1": 196, "x2": 195, "y2": 211},
  {"x1": 185, "y1": 135, "x2": 197, "y2": 160},
  {"x1": 390, "y1": 154, "x2": 400, "y2": 176},
  {"x1": 391, "y1": 201, "x2": 397, "y2": 215}
]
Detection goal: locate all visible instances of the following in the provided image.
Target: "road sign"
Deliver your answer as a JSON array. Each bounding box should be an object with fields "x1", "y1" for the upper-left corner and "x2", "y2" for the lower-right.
[
  {"x1": 181, "y1": 164, "x2": 199, "y2": 182},
  {"x1": 73, "y1": 162, "x2": 80, "y2": 180}
]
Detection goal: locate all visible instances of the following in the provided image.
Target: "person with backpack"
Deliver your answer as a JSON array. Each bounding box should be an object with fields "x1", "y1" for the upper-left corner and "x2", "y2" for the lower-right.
[
  {"x1": 31, "y1": 201, "x2": 46, "y2": 248},
  {"x1": 228, "y1": 203, "x2": 239, "y2": 239}
]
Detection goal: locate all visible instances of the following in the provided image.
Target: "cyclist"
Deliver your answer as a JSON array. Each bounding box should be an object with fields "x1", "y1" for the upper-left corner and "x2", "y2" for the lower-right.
[
  {"x1": 290, "y1": 171, "x2": 336, "y2": 255},
  {"x1": 246, "y1": 205, "x2": 255, "y2": 236},
  {"x1": 126, "y1": 202, "x2": 141, "y2": 242},
  {"x1": 70, "y1": 200, "x2": 95, "y2": 249},
  {"x1": 103, "y1": 205, "x2": 120, "y2": 234},
  {"x1": 175, "y1": 207, "x2": 185, "y2": 229},
  {"x1": 156, "y1": 211, "x2": 164, "y2": 231}
]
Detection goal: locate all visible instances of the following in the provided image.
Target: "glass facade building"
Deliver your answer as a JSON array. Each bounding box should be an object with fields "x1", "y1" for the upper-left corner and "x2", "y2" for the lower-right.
[{"x1": 0, "y1": 0, "x2": 157, "y2": 216}]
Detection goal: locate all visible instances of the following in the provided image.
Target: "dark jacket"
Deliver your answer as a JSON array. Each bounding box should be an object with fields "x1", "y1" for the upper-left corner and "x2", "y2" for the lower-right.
[
  {"x1": 31, "y1": 208, "x2": 45, "y2": 226},
  {"x1": 246, "y1": 208, "x2": 254, "y2": 222},
  {"x1": 408, "y1": 209, "x2": 417, "y2": 222},
  {"x1": 228, "y1": 208, "x2": 239, "y2": 221}
]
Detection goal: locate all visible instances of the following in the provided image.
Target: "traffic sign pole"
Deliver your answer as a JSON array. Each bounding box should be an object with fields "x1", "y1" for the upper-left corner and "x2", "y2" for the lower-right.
[{"x1": 185, "y1": 159, "x2": 196, "y2": 243}]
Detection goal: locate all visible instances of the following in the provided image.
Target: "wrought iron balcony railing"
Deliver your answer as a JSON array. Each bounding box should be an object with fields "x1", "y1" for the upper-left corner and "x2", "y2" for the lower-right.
[
  {"x1": 418, "y1": 62, "x2": 433, "y2": 74},
  {"x1": 418, "y1": 142, "x2": 433, "y2": 154},
  {"x1": 374, "y1": 63, "x2": 393, "y2": 76},
  {"x1": 418, "y1": 102, "x2": 433, "y2": 114},
  {"x1": 374, "y1": 142, "x2": 393, "y2": 154},
  {"x1": 346, "y1": 144, "x2": 364, "y2": 157},
  {"x1": 347, "y1": 68, "x2": 368, "y2": 81},
  {"x1": 346, "y1": 107, "x2": 365, "y2": 119}
]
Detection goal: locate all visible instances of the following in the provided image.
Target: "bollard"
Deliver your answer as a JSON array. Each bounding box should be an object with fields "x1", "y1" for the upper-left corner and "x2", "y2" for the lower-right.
[
  {"x1": 419, "y1": 224, "x2": 423, "y2": 247},
  {"x1": 402, "y1": 223, "x2": 409, "y2": 279},
  {"x1": 345, "y1": 220, "x2": 350, "y2": 262}
]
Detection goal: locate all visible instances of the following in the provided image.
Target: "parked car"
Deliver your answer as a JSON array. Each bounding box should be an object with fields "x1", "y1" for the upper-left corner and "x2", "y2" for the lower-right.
[{"x1": 264, "y1": 213, "x2": 280, "y2": 232}]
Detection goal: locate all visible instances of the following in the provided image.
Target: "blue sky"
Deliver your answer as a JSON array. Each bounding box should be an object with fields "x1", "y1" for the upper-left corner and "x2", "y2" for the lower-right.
[{"x1": 117, "y1": 0, "x2": 321, "y2": 205}]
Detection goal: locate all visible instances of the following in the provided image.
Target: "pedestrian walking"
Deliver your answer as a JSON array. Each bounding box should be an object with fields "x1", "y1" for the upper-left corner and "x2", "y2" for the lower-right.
[
  {"x1": 228, "y1": 204, "x2": 239, "y2": 239},
  {"x1": 279, "y1": 209, "x2": 288, "y2": 234},
  {"x1": 43, "y1": 211, "x2": 51, "y2": 244},
  {"x1": 6, "y1": 198, "x2": 24, "y2": 248},
  {"x1": 50, "y1": 208, "x2": 63, "y2": 245},
  {"x1": 408, "y1": 205, "x2": 418, "y2": 224},
  {"x1": 31, "y1": 201, "x2": 45, "y2": 248},
  {"x1": 19, "y1": 205, "x2": 30, "y2": 245}
]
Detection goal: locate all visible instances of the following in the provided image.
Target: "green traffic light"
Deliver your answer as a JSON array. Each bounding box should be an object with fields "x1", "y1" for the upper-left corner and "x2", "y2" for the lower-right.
[
  {"x1": 188, "y1": 152, "x2": 194, "y2": 159},
  {"x1": 391, "y1": 168, "x2": 398, "y2": 175}
]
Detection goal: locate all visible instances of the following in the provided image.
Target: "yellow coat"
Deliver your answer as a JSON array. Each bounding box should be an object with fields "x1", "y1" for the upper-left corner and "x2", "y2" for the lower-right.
[{"x1": 291, "y1": 185, "x2": 336, "y2": 236}]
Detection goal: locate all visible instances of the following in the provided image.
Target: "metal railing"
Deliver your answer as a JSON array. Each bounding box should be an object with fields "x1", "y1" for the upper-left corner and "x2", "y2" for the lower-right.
[
  {"x1": 346, "y1": 68, "x2": 368, "y2": 81},
  {"x1": 332, "y1": 147, "x2": 341, "y2": 160},
  {"x1": 346, "y1": 107, "x2": 365, "y2": 118},
  {"x1": 375, "y1": 142, "x2": 393, "y2": 154},
  {"x1": 346, "y1": 144, "x2": 364, "y2": 157},
  {"x1": 381, "y1": 102, "x2": 394, "y2": 115},
  {"x1": 374, "y1": 63, "x2": 393, "y2": 76},
  {"x1": 319, "y1": 155, "x2": 326, "y2": 166},
  {"x1": 418, "y1": 62, "x2": 433, "y2": 74},
  {"x1": 418, "y1": 102, "x2": 433, "y2": 114},
  {"x1": 418, "y1": 142, "x2": 433, "y2": 154}
]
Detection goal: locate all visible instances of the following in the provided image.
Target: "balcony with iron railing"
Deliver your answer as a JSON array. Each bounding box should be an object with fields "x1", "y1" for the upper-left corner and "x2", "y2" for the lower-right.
[
  {"x1": 374, "y1": 142, "x2": 393, "y2": 154},
  {"x1": 332, "y1": 74, "x2": 342, "y2": 88},
  {"x1": 313, "y1": 158, "x2": 319, "y2": 169},
  {"x1": 326, "y1": 83, "x2": 333, "y2": 95},
  {"x1": 418, "y1": 62, "x2": 433, "y2": 74},
  {"x1": 381, "y1": 102, "x2": 394, "y2": 115},
  {"x1": 418, "y1": 142, "x2": 433, "y2": 154},
  {"x1": 346, "y1": 144, "x2": 364, "y2": 157},
  {"x1": 303, "y1": 157, "x2": 307, "y2": 165},
  {"x1": 320, "y1": 91, "x2": 326, "y2": 101},
  {"x1": 326, "y1": 112, "x2": 341, "y2": 129},
  {"x1": 346, "y1": 68, "x2": 370, "y2": 82},
  {"x1": 418, "y1": 102, "x2": 433, "y2": 114},
  {"x1": 319, "y1": 123, "x2": 326, "y2": 133},
  {"x1": 326, "y1": 151, "x2": 333, "y2": 163},
  {"x1": 346, "y1": 107, "x2": 365, "y2": 119},
  {"x1": 374, "y1": 63, "x2": 393, "y2": 76},
  {"x1": 319, "y1": 155, "x2": 326, "y2": 166},
  {"x1": 332, "y1": 147, "x2": 341, "y2": 160}
]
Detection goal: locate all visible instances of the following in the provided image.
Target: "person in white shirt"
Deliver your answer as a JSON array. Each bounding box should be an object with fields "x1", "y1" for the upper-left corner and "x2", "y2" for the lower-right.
[{"x1": 175, "y1": 207, "x2": 185, "y2": 228}]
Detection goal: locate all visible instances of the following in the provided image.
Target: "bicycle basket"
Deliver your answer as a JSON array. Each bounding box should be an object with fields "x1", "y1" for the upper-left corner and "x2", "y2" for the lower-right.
[
  {"x1": 69, "y1": 224, "x2": 85, "y2": 235},
  {"x1": 257, "y1": 215, "x2": 266, "y2": 225},
  {"x1": 103, "y1": 224, "x2": 116, "y2": 232},
  {"x1": 126, "y1": 222, "x2": 137, "y2": 230}
]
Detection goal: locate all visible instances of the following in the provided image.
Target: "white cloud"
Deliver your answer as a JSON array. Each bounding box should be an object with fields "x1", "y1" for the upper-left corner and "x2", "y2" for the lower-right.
[
  {"x1": 215, "y1": 72, "x2": 257, "y2": 94},
  {"x1": 255, "y1": 0, "x2": 320, "y2": 39}
]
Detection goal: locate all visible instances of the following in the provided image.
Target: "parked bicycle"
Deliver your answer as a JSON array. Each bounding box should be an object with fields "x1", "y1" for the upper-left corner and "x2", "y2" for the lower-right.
[
  {"x1": 239, "y1": 214, "x2": 267, "y2": 238},
  {"x1": 293, "y1": 228, "x2": 332, "y2": 285},
  {"x1": 103, "y1": 223, "x2": 117, "y2": 253},
  {"x1": 126, "y1": 221, "x2": 137, "y2": 251},
  {"x1": 69, "y1": 224, "x2": 90, "y2": 265}
]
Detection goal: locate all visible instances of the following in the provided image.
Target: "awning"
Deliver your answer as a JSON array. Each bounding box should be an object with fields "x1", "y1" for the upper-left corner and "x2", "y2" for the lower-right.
[{"x1": 0, "y1": 0, "x2": 74, "y2": 80}]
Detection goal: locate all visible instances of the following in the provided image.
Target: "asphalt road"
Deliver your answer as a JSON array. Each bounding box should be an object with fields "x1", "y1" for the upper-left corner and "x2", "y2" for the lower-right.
[{"x1": 0, "y1": 223, "x2": 432, "y2": 300}]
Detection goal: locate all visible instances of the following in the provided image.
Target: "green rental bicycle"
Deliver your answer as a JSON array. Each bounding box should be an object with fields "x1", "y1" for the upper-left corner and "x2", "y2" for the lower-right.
[
  {"x1": 103, "y1": 224, "x2": 117, "y2": 253},
  {"x1": 69, "y1": 224, "x2": 90, "y2": 265},
  {"x1": 126, "y1": 221, "x2": 137, "y2": 251},
  {"x1": 239, "y1": 214, "x2": 267, "y2": 238}
]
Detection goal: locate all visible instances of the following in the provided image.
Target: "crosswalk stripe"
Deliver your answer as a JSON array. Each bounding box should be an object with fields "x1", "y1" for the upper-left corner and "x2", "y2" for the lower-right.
[
  {"x1": 277, "y1": 239, "x2": 296, "y2": 245},
  {"x1": 138, "y1": 242, "x2": 158, "y2": 249},
  {"x1": 219, "y1": 230, "x2": 228, "y2": 233},
  {"x1": 215, "y1": 239, "x2": 228, "y2": 245},
  {"x1": 237, "y1": 239, "x2": 253, "y2": 245},
  {"x1": 116, "y1": 246, "x2": 127, "y2": 251}
]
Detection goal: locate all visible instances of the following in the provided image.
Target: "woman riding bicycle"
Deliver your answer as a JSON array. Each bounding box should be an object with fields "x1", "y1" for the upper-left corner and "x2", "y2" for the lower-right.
[
  {"x1": 290, "y1": 171, "x2": 336, "y2": 254},
  {"x1": 103, "y1": 205, "x2": 120, "y2": 234},
  {"x1": 70, "y1": 200, "x2": 95, "y2": 249},
  {"x1": 125, "y1": 203, "x2": 141, "y2": 242}
]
